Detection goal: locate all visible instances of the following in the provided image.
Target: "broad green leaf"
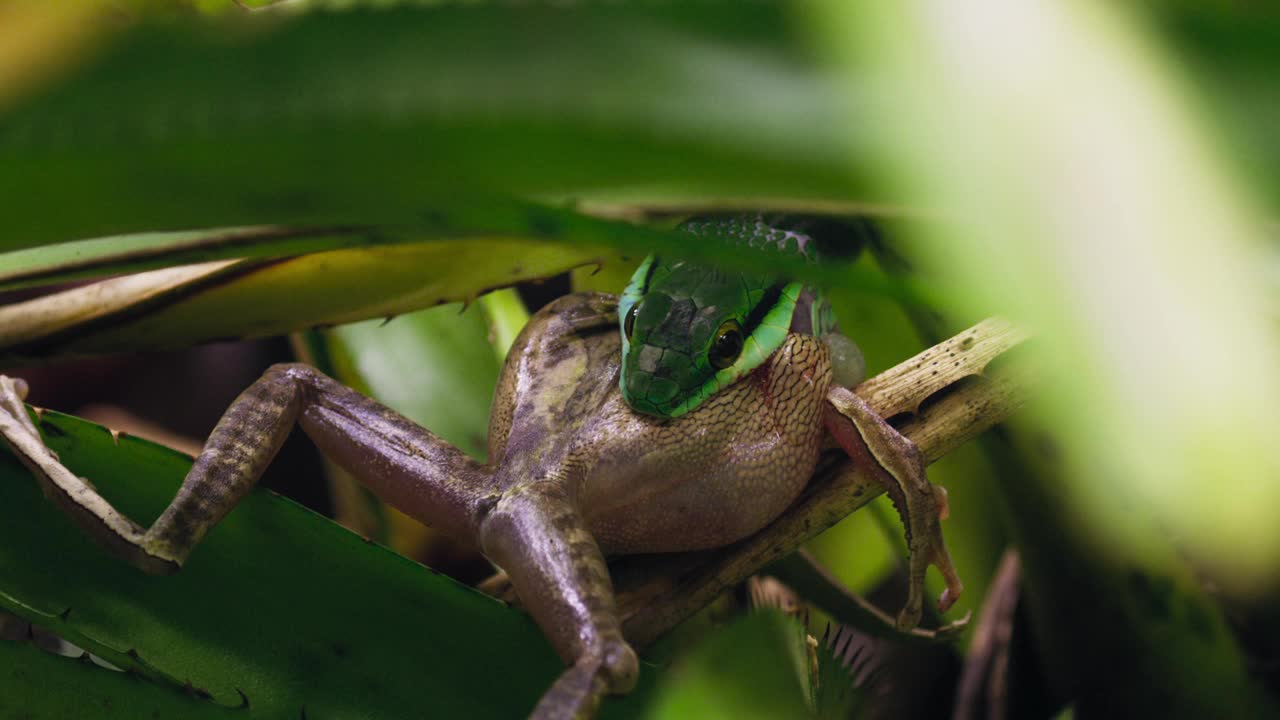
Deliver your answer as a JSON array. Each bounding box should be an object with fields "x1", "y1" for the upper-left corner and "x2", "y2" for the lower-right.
[
  {"x1": 0, "y1": 408, "x2": 592, "y2": 718},
  {"x1": 4, "y1": 3, "x2": 1279, "y2": 258},
  {"x1": 323, "y1": 303, "x2": 502, "y2": 462},
  {"x1": 0, "y1": 638, "x2": 241, "y2": 720},
  {"x1": 0, "y1": 4, "x2": 877, "y2": 253},
  {"x1": 310, "y1": 297, "x2": 520, "y2": 553}
]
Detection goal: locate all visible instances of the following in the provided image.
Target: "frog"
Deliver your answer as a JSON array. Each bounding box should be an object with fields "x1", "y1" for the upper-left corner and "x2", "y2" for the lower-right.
[{"x1": 0, "y1": 216, "x2": 962, "y2": 719}]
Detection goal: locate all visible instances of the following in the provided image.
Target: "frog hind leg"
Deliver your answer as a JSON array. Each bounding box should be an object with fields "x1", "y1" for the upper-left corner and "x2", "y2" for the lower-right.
[
  {"x1": 822, "y1": 384, "x2": 964, "y2": 630},
  {"x1": 0, "y1": 365, "x2": 492, "y2": 575},
  {"x1": 479, "y1": 478, "x2": 638, "y2": 719}
]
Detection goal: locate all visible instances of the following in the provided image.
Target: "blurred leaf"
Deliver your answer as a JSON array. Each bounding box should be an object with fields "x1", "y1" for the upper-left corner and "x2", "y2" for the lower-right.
[
  {"x1": 5, "y1": 3, "x2": 1276, "y2": 257},
  {"x1": 572, "y1": 251, "x2": 641, "y2": 296},
  {"x1": 0, "y1": 408, "x2": 571, "y2": 718},
  {"x1": 1148, "y1": 6, "x2": 1280, "y2": 211},
  {"x1": 990, "y1": 426, "x2": 1275, "y2": 716},
  {"x1": 314, "y1": 296, "x2": 520, "y2": 555},
  {"x1": 810, "y1": 3, "x2": 1280, "y2": 712},
  {"x1": 322, "y1": 302, "x2": 500, "y2": 462},
  {"x1": 822, "y1": 0, "x2": 1280, "y2": 591},
  {"x1": 642, "y1": 611, "x2": 814, "y2": 720},
  {"x1": 0, "y1": 4, "x2": 878, "y2": 253},
  {"x1": 0, "y1": 2, "x2": 107, "y2": 113},
  {"x1": 803, "y1": 505, "x2": 896, "y2": 601}
]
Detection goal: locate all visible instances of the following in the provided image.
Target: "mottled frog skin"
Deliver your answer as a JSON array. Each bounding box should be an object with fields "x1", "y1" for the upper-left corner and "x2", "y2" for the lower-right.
[
  {"x1": 491, "y1": 292, "x2": 830, "y2": 556},
  {"x1": 0, "y1": 291, "x2": 960, "y2": 720}
]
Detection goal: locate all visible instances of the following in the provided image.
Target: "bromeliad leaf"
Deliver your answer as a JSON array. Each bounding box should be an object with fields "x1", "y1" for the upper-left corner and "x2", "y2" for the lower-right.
[
  {"x1": 0, "y1": 638, "x2": 243, "y2": 720},
  {"x1": 0, "y1": 225, "x2": 368, "y2": 292},
  {"x1": 0, "y1": 195, "x2": 902, "y2": 298},
  {"x1": 0, "y1": 205, "x2": 911, "y2": 364},
  {"x1": 0, "y1": 4, "x2": 874, "y2": 253},
  {"x1": 0, "y1": 407, "x2": 578, "y2": 718},
  {"x1": 0, "y1": 198, "x2": 664, "y2": 293},
  {"x1": 0, "y1": 241, "x2": 593, "y2": 365}
]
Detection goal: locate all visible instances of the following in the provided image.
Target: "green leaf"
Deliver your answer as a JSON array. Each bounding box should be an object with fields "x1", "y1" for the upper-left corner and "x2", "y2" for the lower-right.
[
  {"x1": 0, "y1": 4, "x2": 875, "y2": 253},
  {"x1": 1148, "y1": 6, "x2": 1280, "y2": 211},
  {"x1": 0, "y1": 199, "x2": 650, "y2": 293},
  {"x1": 0, "y1": 638, "x2": 241, "y2": 720},
  {"x1": 0, "y1": 238, "x2": 596, "y2": 365},
  {"x1": 643, "y1": 611, "x2": 814, "y2": 720},
  {"x1": 323, "y1": 302, "x2": 502, "y2": 462},
  {"x1": 0, "y1": 220, "x2": 917, "y2": 366},
  {"x1": 307, "y1": 296, "x2": 517, "y2": 550},
  {"x1": 478, "y1": 288, "x2": 531, "y2": 364},
  {"x1": 0, "y1": 408, "x2": 567, "y2": 718},
  {"x1": 0, "y1": 225, "x2": 372, "y2": 292}
]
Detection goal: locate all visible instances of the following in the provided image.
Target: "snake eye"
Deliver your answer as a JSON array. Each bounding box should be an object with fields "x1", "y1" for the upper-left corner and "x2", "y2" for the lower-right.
[
  {"x1": 624, "y1": 303, "x2": 641, "y2": 339},
  {"x1": 709, "y1": 319, "x2": 744, "y2": 370}
]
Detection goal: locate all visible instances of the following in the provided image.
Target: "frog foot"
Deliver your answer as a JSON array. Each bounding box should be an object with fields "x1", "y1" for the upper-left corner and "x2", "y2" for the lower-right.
[
  {"x1": 0, "y1": 375, "x2": 176, "y2": 573},
  {"x1": 531, "y1": 641, "x2": 638, "y2": 720},
  {"x1": 898, "y1": 483, "x2": 964, "y2": 629},
  {"x1": 823, "y1": 385, "x2": 964, "y2": 630},
  {"x1": 0, "y1": 375, "x2": 65, "y2": 477},
  {"x1": 0, "y1": 376, "x2": 41, "y2": 443}
]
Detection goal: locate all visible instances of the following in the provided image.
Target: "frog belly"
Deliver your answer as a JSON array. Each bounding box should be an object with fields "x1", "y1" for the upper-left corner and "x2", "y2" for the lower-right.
[{"x1": 579, "y1": 438, "x2": 821, "y2": 555}]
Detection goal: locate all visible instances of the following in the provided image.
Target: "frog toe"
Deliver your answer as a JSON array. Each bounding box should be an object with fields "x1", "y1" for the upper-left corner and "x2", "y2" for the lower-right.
[
  {"x1": 895, "y1": 599, "x2": 924, "y2": 631},
  {"x1": 0, "y1": 376, "x2": 41, "y2": 440},
  {"x1": 532, "y1": 641, "x2": 638, "y2": 720},
  {"x1": 933, "y1": 541, "x2": 964, "y2": 614},
  {"x1": 601, "y1": 640, "x2": 639, "y2": 694}
]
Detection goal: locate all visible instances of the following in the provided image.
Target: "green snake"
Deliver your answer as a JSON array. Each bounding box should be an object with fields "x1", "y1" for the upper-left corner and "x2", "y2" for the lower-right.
[{"x1": 619, "y1": 215, "x2": 841, "y2": 418}]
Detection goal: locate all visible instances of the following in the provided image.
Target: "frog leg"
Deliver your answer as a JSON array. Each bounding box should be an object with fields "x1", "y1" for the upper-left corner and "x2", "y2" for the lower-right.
[
  {"x1": 0, "y1": 366, "x2": 491, "y2": 575},
  {"x1": 479, "y1": 479, "x2": 638, "y2": 719},
  {"x1": 823, "y1": 384, "x2": 964, "y2": 630}
]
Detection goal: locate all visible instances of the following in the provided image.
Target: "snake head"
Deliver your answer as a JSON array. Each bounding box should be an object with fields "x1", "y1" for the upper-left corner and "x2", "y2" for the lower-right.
[{"x1": 619, "y1": 253, "x2": 799, "y2": 418}]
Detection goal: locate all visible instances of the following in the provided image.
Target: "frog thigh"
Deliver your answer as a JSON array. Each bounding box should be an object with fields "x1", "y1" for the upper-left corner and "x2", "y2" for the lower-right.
[{"x1": 488, "y1": 292, "x2": 619, "y2": 463}]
